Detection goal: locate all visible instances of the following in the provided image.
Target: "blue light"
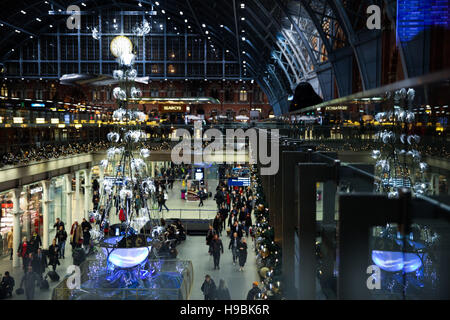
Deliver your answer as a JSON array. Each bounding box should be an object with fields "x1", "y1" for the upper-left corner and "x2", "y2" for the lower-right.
[
  {"x1": 103, "y1": 247, "x2": 152, "y2": 269},
  {"x1": 372, "y1": 250, "x2": 425, "y2": 273}
]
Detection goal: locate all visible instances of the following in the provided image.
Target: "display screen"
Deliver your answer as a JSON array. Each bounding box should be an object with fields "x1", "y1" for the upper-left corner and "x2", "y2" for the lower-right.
[
  {"x1": 194, "y1": 168, "x2": 204, "y2": 181},
  {"x1": 397, "y1": 0, "x2": 450, "y2": 42},
  {"x1": 228, "y1": 177, "x2": 251, "y2": 187}
]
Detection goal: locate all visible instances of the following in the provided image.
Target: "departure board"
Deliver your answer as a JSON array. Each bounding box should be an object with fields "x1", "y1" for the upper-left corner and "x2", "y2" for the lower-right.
[{"x1": 397, "y1": 0, "x2": 449, "y2": 42}]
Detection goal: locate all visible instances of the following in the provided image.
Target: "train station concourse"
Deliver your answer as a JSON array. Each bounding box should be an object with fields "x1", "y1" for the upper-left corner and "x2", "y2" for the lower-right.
[{"x1": 0, "y1": 0, "x2": 450, "y2": 305}]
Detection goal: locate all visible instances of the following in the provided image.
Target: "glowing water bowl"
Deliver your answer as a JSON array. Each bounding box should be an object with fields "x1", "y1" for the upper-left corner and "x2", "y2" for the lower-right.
[
  {"x1": 102, "y1": 236, "x2": 152, "y2": 269},
  {"x1": 371, "y1": 250, "x2": 424, "y2": 273}
]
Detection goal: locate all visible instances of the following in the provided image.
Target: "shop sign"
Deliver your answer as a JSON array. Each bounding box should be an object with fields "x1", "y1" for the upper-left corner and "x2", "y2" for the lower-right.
[
  {"x1": 30, "y1": 186, "x2": 43, "y2": 194},
  {"x1": 1, "y1": 203, "x2": 13, "y2": 208},
  {"x1": 159, "y1": 105, "x2": 186, "y2": 113},
  {"x1": 325, "y1": 106, "x2": 348, "y2": 111}
]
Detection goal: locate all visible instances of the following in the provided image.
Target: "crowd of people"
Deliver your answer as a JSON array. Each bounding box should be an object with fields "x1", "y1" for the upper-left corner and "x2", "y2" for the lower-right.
[
  {"x1": 0, "y1": 141, "x2": 109, "y2": 167},
  {"x1": 0, "y1": 216, "x2": 92, "y2": 300}
]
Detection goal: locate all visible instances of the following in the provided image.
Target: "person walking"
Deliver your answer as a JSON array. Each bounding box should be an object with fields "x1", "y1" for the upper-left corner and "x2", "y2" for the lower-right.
[
  {"x1": 201, "y1": 275, "x2": 216, "y2": 300},
  {"x1": 7, "y1": 228, "x2": 13, "y2": 260},
  {"x1": 246, "y1": 282, "x2": 262, "y2": 300},
  {"x1": 244, "y1": 213, "x2": 252, "y2": 237},
  {"x1": 219, "y1": 203, "x2": 228, "y2": 231},
  {"x1": 33, "y1": 248, "x2": 47, "y2": 280},
  {"x1": 48, "y1": 239, "x2": 60, "y2": 272},
  {"x1": 216, "y1": 279, "x2": 231, "y2": 300},
  {"x1": 213, "y1": 213, "x2": 222, "y2": 235},
  {"x1": 81, "y1": 218, "x2": 92, "y2": 254},
  {"x1": 55, "y1": 226, "x2": 67, "y2": 259},
  {"x1": 230, "y1": 221, "x2": 243, "y2": 239},
  {"x1": 238, "y1": 237, "x2": 248, "y2": 271},
  {"x1": 53, "y1": 218, "x2": 65, "y2": 231},
  {"x1": 20, "y1": 266, "x2": 40, "y2": 300},
  {"x1": 209, "y1": 234, "x2": 224, "y2": 270},
  {"x1": 198, "y1": 188, "x2": 205, "y2": 207},
  {"x1": 206, "y1": 225, "x2": 215, "y2": 249},
  {"x1": 18, "y1": 237, "x2": 29, "y2": 272},
  {"x1": 70, "y1": 221, "x2": 82, "y2": 249},
  {"x1": 29, "y1": 231, "x2": 42, "y2": 254},
  {"x1": 228, "y1": 232, "x2": 240, "y2": 266}
]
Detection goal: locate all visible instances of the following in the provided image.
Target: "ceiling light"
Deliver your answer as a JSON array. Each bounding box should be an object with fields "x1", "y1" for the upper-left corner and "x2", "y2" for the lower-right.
[
  {"x1": 180, "y1": 11, "x2": 183, "y2": 15},
  {"x1": 241, "y1": 37, "x2": 246, "y2": 41},
  {"x1": 36, "y1": 18, "x2": 42, "y2": 22},
  {"x1": 21, "y1": 10, "x2": 26, "y2": 14},
  {"x1": 241, "y1": 3, "x2": 245, "y2": 9},
  {"x1": 155, "y1": 1, "x2": 160, "y2": 5},
  {"x1": 81, "y1": 2, "x2": 86, "y2": 6},
  {"x1": 241, "y1": 17, "x2": 245, "y2": 21}
]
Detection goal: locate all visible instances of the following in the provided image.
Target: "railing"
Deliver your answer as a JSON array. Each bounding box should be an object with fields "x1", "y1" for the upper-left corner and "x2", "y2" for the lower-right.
[{"x1": 153, "y1": 208, "x2": 218, "y2": 221}]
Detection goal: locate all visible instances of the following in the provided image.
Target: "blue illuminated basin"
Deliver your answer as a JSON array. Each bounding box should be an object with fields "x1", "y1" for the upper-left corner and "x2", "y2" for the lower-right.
[
  {"x1": 102, "y1": 236, "x2": 152, "y2": 269},
  {"x1": 371, "y1": 250, "x2": 424, "y2": 273}
]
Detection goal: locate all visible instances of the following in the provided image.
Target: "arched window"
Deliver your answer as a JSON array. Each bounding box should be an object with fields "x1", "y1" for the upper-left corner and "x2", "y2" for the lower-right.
[{"x1": 239, "y1": 90, "x2": 248, "y2": 102}]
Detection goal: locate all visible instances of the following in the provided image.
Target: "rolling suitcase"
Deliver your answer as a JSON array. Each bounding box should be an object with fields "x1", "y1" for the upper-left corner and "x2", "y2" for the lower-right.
[{"x1": 47, "y1": 271, "x2": 60, "y2": 282}]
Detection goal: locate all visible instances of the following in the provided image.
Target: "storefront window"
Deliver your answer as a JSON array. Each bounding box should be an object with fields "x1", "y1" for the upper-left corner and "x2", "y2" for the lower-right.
[
  {"x1": 26, "y1": 184, "x2": 43, "y2": 241},
  {"x1": 49, "y1": 177, "x2": 65, "y2": 237}
]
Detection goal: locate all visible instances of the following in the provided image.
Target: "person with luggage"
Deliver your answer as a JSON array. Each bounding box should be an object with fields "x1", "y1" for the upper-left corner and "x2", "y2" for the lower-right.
[
  {"x1": 55, "y1": 225, "x2": 67, "y2": 259},
  {"x1": 20, "y1": 266, "x2": 40, "y2": 300},
  {"x1": 32, "y1": 248, "x2": 47, "y2": 280},
  {"x1": 48, "y1": 239, "x2": 60, "y2": 272},
  {"x1": 201, "y1": 275, "x2": 216, "y2": 300},
  {"x1": 1, "y1": 272, "x2": 15, "y2": 298}
]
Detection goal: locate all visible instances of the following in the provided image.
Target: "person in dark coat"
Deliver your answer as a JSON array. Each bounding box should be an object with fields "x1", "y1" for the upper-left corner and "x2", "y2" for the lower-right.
[
  {"x1": 246, "y1": 282, "x2": 262, "y2": 300},
  {"x1": 29, "y1": 231, "x2": 42, "y2": 254},
  {"x1": 53, "y1": 218, "x2": 65, "y2": 231},
  {"x1": 228, "y1": 232, "x2": 240, "y2": 266},
  {"x1": 32, "y1": 248, "x2": 47, "y2": 280},
  {"x1": 1, "y1": 271, "x2": 15, "y2": 298},
  {"x1": 238, "y1": 238, "x2": 248, "y2": 271},
  {"x1": 20, "y1": 266, "x2": 40, "y2": 300},
  {"x1": 230, "y1": 221, "x2": 243, "y2": 239},
  {"x1": 81, "y1": 218, "x2": 92, "y2": 253},
  {"x1": 216, "y1": 279, "x2": 231, "y2": 300},
  {"x1": 244, "y1": 213, "x2": 252, "y2": 237},
  {"x1": 209, "y1": 234, "x2": 224, "y2": 270},
  {"x1": 201, "y1": 275, "x2": 216, "y2": 300},
  {"x1": 212, "y1": 213, "x2": 222, "y2": 235},
  {"x1": 55, "y1": 226, "x2": 67, "y2": 259},
  {"x1": 48, "y1": 239, "x2": 60, "y2": 272},
  {"x1": 219, "y1": 203, "x2": 228, "y2": 231},
  {"x1": 206, "y1": 225, "x2": 215, "y2": 248}
]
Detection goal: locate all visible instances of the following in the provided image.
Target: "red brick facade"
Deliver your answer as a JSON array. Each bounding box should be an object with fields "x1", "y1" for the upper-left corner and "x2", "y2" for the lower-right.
[{"x1": 1, "y1": 79, "x2": 273, "y2": 118}]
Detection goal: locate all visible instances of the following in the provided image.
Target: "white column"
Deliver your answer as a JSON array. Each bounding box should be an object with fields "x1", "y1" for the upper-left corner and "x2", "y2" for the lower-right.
[
  {"x1": 75, "y1": 171, "x2": 80, "y2": 223},
  {"x1": 42, "y1": 180, "x2": 51, "y2": 249},
  {"x1": 12, "y1": 188, "x2": 22, "y2": 268},
  {"x1": 84, "y1": 169, "x2": 92, "y2": 219},
  {"x1": 64, "y1": 174, "x2": 73, "y2": 228},
  {"x1": 151, "y1": 162, "x2": 155, "y2": 178},
  {"x1": 99, "y1": 166, "x2": 105, "y2": 194}
]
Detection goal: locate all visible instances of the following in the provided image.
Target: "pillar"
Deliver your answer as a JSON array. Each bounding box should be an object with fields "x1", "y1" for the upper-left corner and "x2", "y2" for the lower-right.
[
  {"x1": 323, "y1": 180, "x2": 337, "y2": 225},
  {"x1": 75, "y1": 171, "x2": 81, "y2": 223},
  {"x1": 151, "y1": 162, "x2": 155, "y2": 178},
  {"x1": 99, "y1": 166, "x2": 105, "y2": 195},
  {"x1": 64, "y1": 174, "x2": 73, "y2": 228},
  {"x1": 84, "y1": 169, "x2": 92, "y2": 220},
  {"x1": 42, "y1": 180, "x2": 51, "y2": 249},
  {"x1": 12, "y1": 188, "x2": 22, "y2": 268}
]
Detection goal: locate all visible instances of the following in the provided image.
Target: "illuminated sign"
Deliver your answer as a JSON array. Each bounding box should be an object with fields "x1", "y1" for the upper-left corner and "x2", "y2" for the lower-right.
[
  {"x1": 325, "y1": 106, "x2": 348, "y2": 111},
  {"x1": 31, "y1": 187, "x2": 43, "y2": 194},
  {"x1": 31, "y1": 103, "x2": 45, "y2": 108},
  {"x1": 159, "y1": 105, "x2": 186, "y2": 113}
]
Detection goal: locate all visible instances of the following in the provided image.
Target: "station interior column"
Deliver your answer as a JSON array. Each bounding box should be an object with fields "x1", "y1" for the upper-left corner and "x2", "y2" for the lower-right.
[
  {"x1": 42, "y1": 180, "x2": 51, "y2": 249},
  {"x1": 84, "y1": 169, "x2": 92, "y2": 220},
  {"x1": 12, "y1": 187, "x2": 22, "y2": 268},
  {"x1": 75, "y1": 171, "x2": 81, "y2": 223},
  {"x1": 64, "y1": 174, "x2": 73, "y2": 228}
]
